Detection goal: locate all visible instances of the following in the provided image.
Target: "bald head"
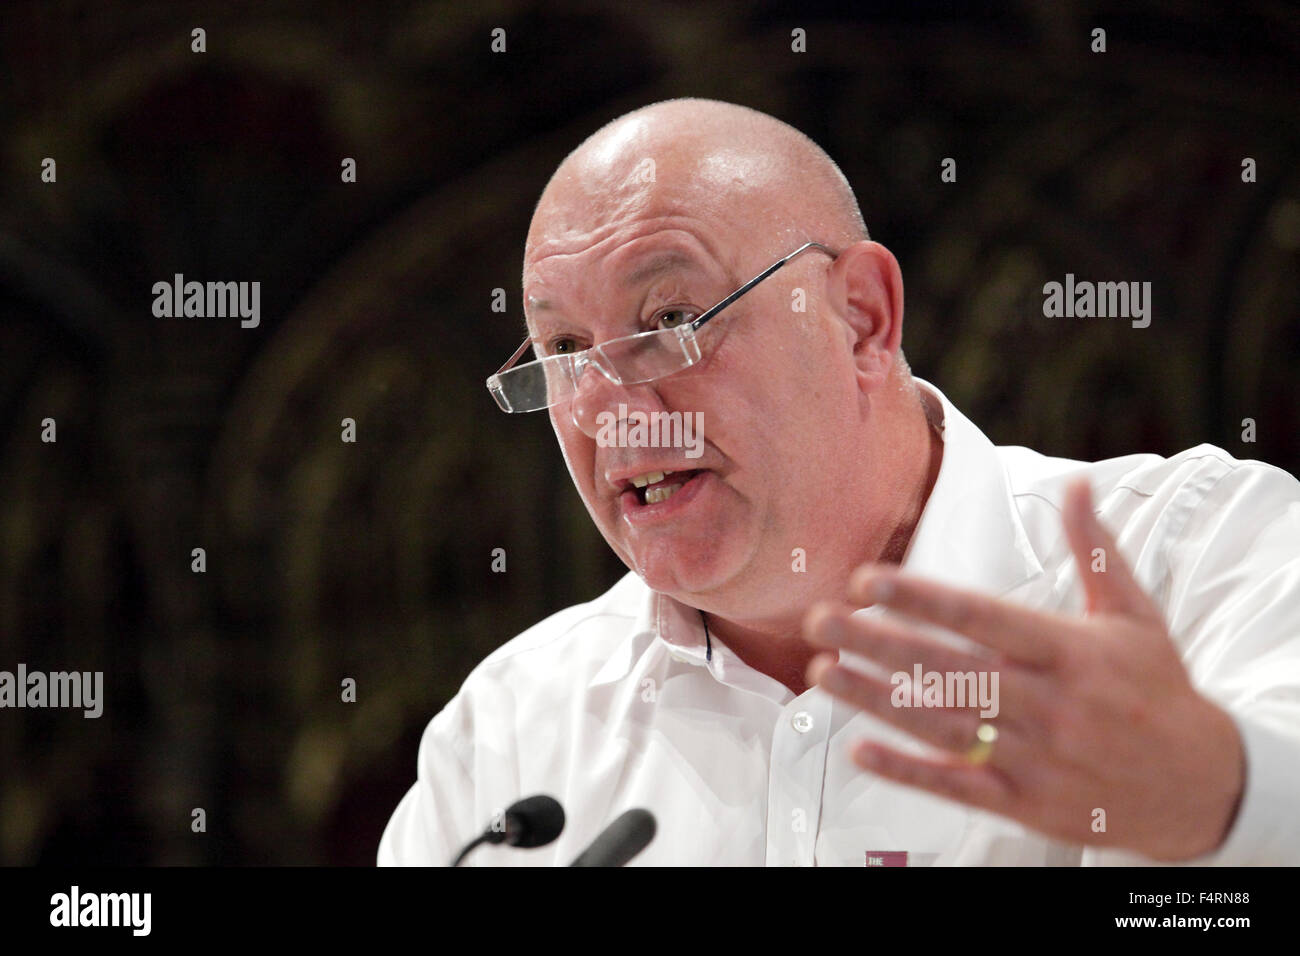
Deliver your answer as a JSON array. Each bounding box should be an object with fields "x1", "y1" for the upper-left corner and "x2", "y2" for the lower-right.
[
  {"x1": 517, "y1": 97, "x2": 929, "y2": 626},
  {"x1": 525, "y1": 98, "x2": 867, "y2": 271}
]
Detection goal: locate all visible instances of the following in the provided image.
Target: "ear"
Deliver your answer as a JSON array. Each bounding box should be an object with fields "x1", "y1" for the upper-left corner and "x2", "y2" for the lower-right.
[{"x1": 827, "y1": 241, "x2": 905, "y2": 393}]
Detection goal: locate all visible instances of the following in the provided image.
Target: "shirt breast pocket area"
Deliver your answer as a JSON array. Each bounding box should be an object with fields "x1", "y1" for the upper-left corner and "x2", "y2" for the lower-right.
[
  {"x1": 821, "y1": 709, "x2": 975, "y2": 865},
  {"x1": 820, "y1": 776, "x2": 975, "y2": 866}
]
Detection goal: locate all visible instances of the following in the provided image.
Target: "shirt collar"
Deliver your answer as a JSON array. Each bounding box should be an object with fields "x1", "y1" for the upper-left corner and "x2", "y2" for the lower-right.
[
  {"x1": 903, "y1": 377, "x2": 1043, "y2": 596},
  {"x1": 588, "y1": 584, "x2": 709, "y2": 687},
  {"x1": 589, "y1": 377, "x2": 1043, "y2": 688}
]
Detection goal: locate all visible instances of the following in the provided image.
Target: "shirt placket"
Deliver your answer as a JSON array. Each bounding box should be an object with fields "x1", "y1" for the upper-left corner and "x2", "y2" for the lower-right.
[{"x1": 765, "y1": 689, "x2": 833, "y2": 866}]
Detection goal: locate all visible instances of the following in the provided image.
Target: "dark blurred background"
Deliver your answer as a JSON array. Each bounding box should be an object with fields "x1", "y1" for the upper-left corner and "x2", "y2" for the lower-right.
[{"x1": 0, "y1": 0, "x2": 1296, "y2": 865}]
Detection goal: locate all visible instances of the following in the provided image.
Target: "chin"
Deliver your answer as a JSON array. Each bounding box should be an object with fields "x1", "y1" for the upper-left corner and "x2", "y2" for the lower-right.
[{"x1": 617, "y1": 531, "x2": 741, "y2": 598}]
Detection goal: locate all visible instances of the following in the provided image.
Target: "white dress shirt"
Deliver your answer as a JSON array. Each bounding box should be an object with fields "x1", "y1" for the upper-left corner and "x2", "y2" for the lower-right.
[{"x1": 379, "y1": 379, "x2": 1300, "y2": 866}]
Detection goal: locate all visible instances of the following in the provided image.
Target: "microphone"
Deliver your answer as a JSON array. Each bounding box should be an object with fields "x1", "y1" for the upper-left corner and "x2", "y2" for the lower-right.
[
  {"x1": 450, "y1": 794, "x2": 566, "y2": 866},
  {"x1": 569, "y1": 808, "x2": 657, "y2": 867}
]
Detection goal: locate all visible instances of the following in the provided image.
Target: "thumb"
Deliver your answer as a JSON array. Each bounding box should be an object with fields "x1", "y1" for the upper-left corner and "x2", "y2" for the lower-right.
[{"x1": 1063, "y1": 478, "x2": 1160, "y2": 621}]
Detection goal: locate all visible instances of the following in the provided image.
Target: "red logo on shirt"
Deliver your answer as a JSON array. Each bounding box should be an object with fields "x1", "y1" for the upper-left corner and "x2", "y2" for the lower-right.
[{"x1": 864, "y1": 851, "x2": 908, "y2": 867}]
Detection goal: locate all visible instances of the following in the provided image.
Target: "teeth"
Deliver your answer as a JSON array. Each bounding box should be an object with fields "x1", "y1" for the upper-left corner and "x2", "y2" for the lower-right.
[
  {"x1": 644, "y1": 483, "x2": 680, "y2": 505},
  {"x1": 630, "y1": 471, "x2": 666, "y2": 489}
]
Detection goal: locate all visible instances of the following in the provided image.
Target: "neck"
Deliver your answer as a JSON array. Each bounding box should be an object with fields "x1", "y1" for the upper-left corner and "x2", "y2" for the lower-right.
[{"x1": 700, "y1": 382, "x2": 943, "y2": 696}]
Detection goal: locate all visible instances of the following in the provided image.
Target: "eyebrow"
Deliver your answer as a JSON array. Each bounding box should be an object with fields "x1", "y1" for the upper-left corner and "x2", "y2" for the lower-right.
[
  {"x1": 525, "y1": 249, "x2": 707, "y2": 314},
  {"x1": 619, "y1": 249, "x2": 704, "y2": 288}
]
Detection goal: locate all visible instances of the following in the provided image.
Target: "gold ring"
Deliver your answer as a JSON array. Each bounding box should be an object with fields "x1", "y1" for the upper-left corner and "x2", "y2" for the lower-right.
[{"x1": 965, "y1": 723, "x2": 998, "y2": 764}]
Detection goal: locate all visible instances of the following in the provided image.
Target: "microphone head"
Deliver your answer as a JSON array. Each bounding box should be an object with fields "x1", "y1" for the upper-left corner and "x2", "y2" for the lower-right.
[
  {"x1": 570, "y1": 808, "x2": 657, "y2": 867},
  {"x1": 504, "y1": 794, "x2": 566, "y2": 848}
]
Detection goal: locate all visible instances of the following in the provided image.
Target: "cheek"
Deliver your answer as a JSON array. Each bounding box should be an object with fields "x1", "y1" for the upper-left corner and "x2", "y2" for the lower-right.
[
  {"x1": 549, "y1": 413, "x2": 591, "y2": 484},
  {"x1": 738, "y1": 351, "x2": 853, "y2": 469}
]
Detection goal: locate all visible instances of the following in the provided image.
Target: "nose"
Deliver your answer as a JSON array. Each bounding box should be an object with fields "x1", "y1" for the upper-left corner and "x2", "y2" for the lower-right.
[{"x1": 566, "y1": 356, "x2": 665, "y2": 438}]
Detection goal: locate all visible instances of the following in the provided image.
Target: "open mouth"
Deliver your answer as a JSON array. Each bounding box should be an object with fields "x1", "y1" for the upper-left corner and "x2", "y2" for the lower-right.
[{"x1": 625, "y1": 469, "x2": 703, "y2": 506}]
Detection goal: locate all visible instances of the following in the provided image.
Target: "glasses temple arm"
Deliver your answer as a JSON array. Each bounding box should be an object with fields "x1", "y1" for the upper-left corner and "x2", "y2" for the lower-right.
[
  {"x1": 493, "y1": 335, "x2": 535, "y2": 376},
  {"x1": 689, "y1": 241, "x2": 837, "y2": 332}
]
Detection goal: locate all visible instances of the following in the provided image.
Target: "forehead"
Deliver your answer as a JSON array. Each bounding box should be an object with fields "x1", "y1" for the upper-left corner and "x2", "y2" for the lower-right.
[
  {"x1": 524, "y1": 226, "x2": 727, "y2": 311},
  {"x1": 521, "y1": 135, "x2": 794, "y2": 317}
]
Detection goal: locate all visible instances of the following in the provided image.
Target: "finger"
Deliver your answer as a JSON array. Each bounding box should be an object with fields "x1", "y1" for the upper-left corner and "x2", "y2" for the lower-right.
[
  {"x1": 806, "y1": 602, "x2": 992, "y2": 674},
  {"x1": 848, "y1": 568, "x2": 1064, "y2": 669},
  {"x1": 810, "y1": 658, "x2": 1014, "y2": 759},
  {"x1": 804, "y1": 605, "x2": 1041, "y2": 721},
  {"x1": 850, "y1": 739, "x2": 1013, "y2": 813},
  {"x1": 1063, "y1": 479, "x2": 1163, "y2": 622}
]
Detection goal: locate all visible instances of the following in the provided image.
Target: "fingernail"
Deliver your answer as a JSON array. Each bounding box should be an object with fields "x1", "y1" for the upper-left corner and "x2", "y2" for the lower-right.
[
  {"x1": 860, "y1": 576, "x2": 893, "y2": 604},
  {"x1": 855, "y1": 742, "x2": 880, "y2": 767},
  {"x1": 850, "y1": 566, "x2": 875, "y2": 595},
  {"x1": 811, "y1": 614, "x2": 844, "y2": 645}
]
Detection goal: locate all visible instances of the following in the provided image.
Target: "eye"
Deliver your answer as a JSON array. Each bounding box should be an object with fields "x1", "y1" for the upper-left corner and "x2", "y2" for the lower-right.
[
  {"x1": 654, "y1": 308, "x2": 698, "y2": 331},
  {"x1": 546, "y1": 336, "x2": 583, "y2": 355}
]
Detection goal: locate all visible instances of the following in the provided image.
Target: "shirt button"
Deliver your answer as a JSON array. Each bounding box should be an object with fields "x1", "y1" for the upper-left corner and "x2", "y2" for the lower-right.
[{"x1": 792, "y1": 711, "x2": 814, "y2": 733}]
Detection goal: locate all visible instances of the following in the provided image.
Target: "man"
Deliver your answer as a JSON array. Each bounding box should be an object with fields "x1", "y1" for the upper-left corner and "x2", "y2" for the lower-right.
[{"x1": 379, "y1": 98, "x2": 1300, "y2": 866}]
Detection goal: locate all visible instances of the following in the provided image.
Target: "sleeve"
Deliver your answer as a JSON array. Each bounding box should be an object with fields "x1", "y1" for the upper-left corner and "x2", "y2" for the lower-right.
[
  {"x1": 377, "y1": 694, "x2": 478, "y2": 867},
  {"x1": 1085, "y1": 459, "x2": 1300, "y2": 866}
]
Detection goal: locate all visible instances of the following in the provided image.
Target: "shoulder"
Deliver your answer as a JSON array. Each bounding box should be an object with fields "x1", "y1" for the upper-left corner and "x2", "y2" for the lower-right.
[
  {"x1": 455, "y1": 571, "x2": 648, "y2": 703},
  {"x1": 415, "y1": 571, "x2": 648, "y2": 768},
  {"x1": 478, "y1": 570, "x2": 645, "y2": 665},
  {"x1": 998, "y1": 442, "x2": 1297, "y2": 523},
  {"x1": 997, "y1": 443, "x2": 1300, "y2": 620}
]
